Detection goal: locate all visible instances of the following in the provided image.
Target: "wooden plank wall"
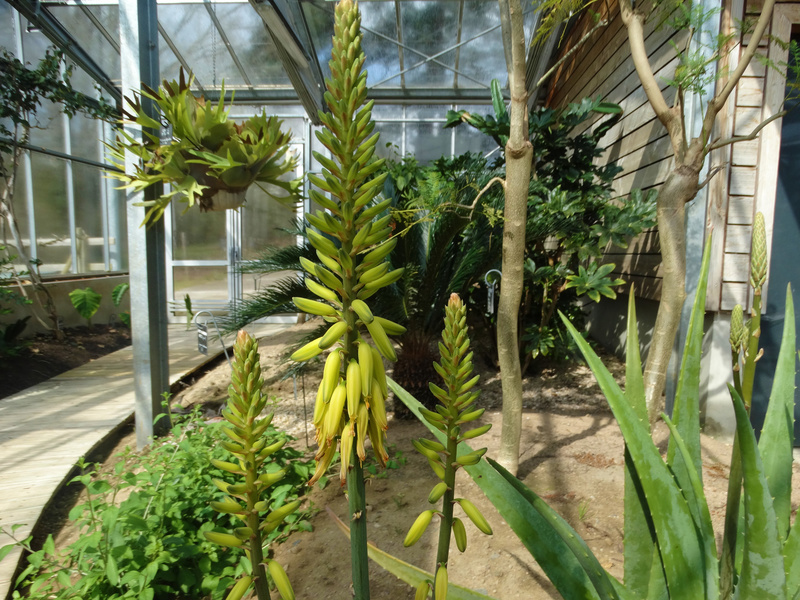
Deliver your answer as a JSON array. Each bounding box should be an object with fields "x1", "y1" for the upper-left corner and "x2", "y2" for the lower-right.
[
  {"x1": 546, "y1": 0, "x2": 684, "y2": 301},
  {"x1": 712, "y1": 0, "x2": 795, "y2": 311},
  {"x1": 546, "y1": 0, "x2": 796, "y2": 311}
]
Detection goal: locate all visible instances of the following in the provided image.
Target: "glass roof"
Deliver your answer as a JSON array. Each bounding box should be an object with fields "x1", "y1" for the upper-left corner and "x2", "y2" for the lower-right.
[{"x1": 9, "y1": 0, "x2": 550, "y2": 115}]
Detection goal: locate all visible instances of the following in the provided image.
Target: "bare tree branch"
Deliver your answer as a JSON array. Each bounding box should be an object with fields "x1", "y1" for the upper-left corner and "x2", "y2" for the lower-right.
[
  {"x1": 619, "y1": 0, "x2": 677, "y2": 128},
  {"x1": 706, "y1": 110, "x2": 787, "y2": 153},
  {"x1": 536, "y1": 18, "x2": 608, "y2": 89},
  {"x1": 697, "y1": 164, "x2": 725, "y2": 190},
  {"x1": 701, "y1": 0, "x2": 778, "y2": 145},
  {"x1": 455, "y1": 176, "x2": 506, "y2": 216}
]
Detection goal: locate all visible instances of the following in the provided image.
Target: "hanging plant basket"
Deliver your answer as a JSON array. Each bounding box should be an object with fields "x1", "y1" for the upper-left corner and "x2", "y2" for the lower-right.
[
  {"x1": 200, "y1": 188, "x2": 248, "y2": 212},
  {"x1": 106, "y1": 70, "x2": 301, "y2": 225}
]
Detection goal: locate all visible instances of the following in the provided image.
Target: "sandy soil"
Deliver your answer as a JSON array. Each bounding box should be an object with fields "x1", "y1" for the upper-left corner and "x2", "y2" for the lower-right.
[{"x1": 162, "y1": 319, "x2": 800, "y2": 600}]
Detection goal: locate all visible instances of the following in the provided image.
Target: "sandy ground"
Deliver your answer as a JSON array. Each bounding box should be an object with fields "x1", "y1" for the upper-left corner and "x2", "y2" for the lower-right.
[{"x1": 162, "y1": 319, "x2": 800, "y2": 599}]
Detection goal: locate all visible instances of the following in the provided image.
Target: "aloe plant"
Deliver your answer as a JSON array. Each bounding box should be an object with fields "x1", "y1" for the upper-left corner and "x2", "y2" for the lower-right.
[
  {"x1": 204, "y1": 330, "x2": 299, "y2": 600},
  {"x1": 403, "y1": 293, "x2": 493, "y2": 598},
  {"x1": 391, "y1": 227, "x2": 798, "y2": 599},
  {"x1": 107, "y1": 71, "x2": 301, "y2": 224},
  {"x1": 288, "y1": 1, "x2": 406, "y2": 597}
]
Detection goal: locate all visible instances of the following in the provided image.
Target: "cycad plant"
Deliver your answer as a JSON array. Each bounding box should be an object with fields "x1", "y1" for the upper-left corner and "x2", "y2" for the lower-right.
[
  {"x1": 204, "y1": 330, "x2": 300, "y2": 600},
  {"x1": 288, "y1": 1, "x2": 406, "y2": 597},
  {"x1": 385, "y1": 154, "x2": 501, "y2": 414}
]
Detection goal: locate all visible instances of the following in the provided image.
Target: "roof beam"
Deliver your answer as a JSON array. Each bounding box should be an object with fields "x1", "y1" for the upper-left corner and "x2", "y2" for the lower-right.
[
  {"x1": 8, "y1": 0, "x2": 122, "y2": 104},
  {"x1": 249, "y1": 0, "x2": 326, "y2": 122},
  {"x1": 202, "y1": 87, "x2": 495, "y2": 104}
]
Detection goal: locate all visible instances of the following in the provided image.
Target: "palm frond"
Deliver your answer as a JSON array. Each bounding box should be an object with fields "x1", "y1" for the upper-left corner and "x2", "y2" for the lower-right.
[
  {"x1": 221, "y1": 275, "x2": 305, "y2": 332},
  {"x1": 238, "y1": 243, "x2": 313, "y2": 274}
]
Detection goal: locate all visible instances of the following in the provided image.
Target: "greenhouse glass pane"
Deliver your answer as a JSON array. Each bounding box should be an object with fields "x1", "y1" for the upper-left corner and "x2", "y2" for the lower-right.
[
  {"x1": 373, "y1": 123, "x2": 402, "y2": 160},
  {"x1": 455, "y1": 123, "x2": 500, "y2": 157},
  {"x1": 173, "y1": 266, "x2": 228, "y2": 302},
  {"x1": 362, "y1": 29, "x2": 403, "y2": 89},
  {"x1": 0, "y1": 3, "x2": 16, "y2": 49},
  {"x1": 157, "y1": 32, "x2": 182, "y2": 83},
  {"x1": 213, "y1": 3, "x2": 291, "y2": 88},
  {"x1": 6, "y1": 160, "x2": 31, "y2": 262},
  {"x1": 27, "y1": 98, "x2": 65, "y2": 149},
  {"x1": 159, "y1": 4, "x2": 245, "y2": 89},
  {"x1": 29, "y1": 154, "x2": 70, "y2": 275},
  {"x1": 456, "y1": 1, "x2": 506, "y2": 87},
  {"x1": 406, "y1": 122, "x2": 451, "y2": 164},
  {"x1": 301, "y1": 1, "x2": 334, "y2": 80},
  {"x1": 72, "y1": 162, "x2": 105, "y2": 273},
  {"x1": 360, "y1": 2, "x2": 401, "y2": 88},
  {"x1": 242, "y1": 187, "x2": 298, "y2": 261},
  {"x1": 371, "y1": 105, "x2": 400, "y2": 120},
  {"x1": 47, "y1": 6, "x2": 119, "y2": 79},
  {"x1": 400, "y1": 1, "x2": 458, "y2": 88},
  {"x1": 87, "y1": 5, "x2": 120, "y2": 55},
  {"x1": 66, "y1": 60, "x2": 100, "y2": 97},
  {"x1": 406, "y1": 105, "x2": 447, "y2": 121},
  {"x1": 69, "y1": 113, "x2": 105, "y2": 162},
  {"x1": 109, "y1": 187, "x2": 128, "y2": 271},
  {"x1": 171, "y1": 203, "x2": 227, "y2": 262}
]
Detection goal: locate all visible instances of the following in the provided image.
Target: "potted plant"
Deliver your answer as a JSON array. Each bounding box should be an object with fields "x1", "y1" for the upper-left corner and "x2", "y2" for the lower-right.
[{"x1": 108, "y1": 70, "x2": 300, "y2": 224}]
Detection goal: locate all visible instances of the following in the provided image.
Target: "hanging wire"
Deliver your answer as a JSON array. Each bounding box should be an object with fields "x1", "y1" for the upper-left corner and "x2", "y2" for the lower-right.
[{"x1": 211, "y1": 1, "x2": 217, "y2": 88}]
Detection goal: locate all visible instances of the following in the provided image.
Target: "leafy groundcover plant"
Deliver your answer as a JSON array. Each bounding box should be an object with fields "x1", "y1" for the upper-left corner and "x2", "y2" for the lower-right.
[
  {"x1": 1, "y1": 405, "x2": 312, "y2": 600},
  {"x1": 391, "y1": 225, "x2": 799, "y2": 599}
]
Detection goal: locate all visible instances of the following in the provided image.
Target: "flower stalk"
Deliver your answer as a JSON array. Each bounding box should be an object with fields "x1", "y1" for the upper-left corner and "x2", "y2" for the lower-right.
[
  {"x1": 205, "y1": 330, "x2": 299, "y2": 600},
  {"x1": 405, "y1": 293, "x2": 492, "y2": 598},
  {"x1": 289, "y1": 1, "x2": 405, "y2": 597}
]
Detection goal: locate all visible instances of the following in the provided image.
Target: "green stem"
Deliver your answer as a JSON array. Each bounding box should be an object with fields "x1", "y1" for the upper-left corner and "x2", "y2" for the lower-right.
[
  {"x1": 246, "y1": 418, "x2": 271, "y2": 600},
  {"x1": 343, "y1": 205, "x2": 370, "y2": 599},
  {"x1": 248, "y1": 506, "x2": 271, "y2": 600},
  {"x1": 720, "y1": 305, "x2": 756, "y2": 599},
  {"x1": 347, "y1": 457, "x2": 370, "y2": 599},
  {"x1": 435, "y1": 432, "x2": 459, "y2": 570}
]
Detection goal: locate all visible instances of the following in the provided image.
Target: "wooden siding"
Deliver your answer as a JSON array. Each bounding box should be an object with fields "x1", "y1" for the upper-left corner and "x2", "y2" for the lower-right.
[
  {"x1": 546, "y1": 0, "x2": 795, "y2": 310},
  {"x1": 713, "y1": 1, "x2": 798, "y2": 311},
  {"x1": 547, "y1": 0, "x2": 683, "y2": 301}
]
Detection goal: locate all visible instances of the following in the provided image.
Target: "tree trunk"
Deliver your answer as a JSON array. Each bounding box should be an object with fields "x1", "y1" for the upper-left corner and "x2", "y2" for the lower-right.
[
  {"x1": 496, "y1": 0, "x2": 532, "y2": 475},
  {"x1": 643, "y1": 164, "x2": 700, "y2": 421}
]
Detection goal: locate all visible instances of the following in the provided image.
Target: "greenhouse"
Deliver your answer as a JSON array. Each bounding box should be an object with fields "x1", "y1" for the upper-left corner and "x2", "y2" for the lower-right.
[{"x1": 1, "y1": 0, "x2": 799, "y2": 599}]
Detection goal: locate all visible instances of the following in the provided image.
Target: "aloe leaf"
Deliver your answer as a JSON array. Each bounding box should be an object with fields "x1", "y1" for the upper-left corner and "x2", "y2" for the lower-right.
[
  {"x1": 390, "y1": 379, "x2": 623, "y2": 600},
  {"x1": 488, "y1": 457, "x2": 630, "y2": 600},
  {"x1": 622, "y1": 290, "x2": 662, "y2": 597},
  {"x1": 666, "y1": 238, "x2": 712, "y2": 489},
  {"x1": 784, "y1": 517, "x2": 800, "y2": 595},
  {"x1": 624, "y1": 289, "x2": 646, "y2": 420},
  {"x1": 729, "y1": 385, "x2": 787, "y2": 598},
  {"x1": 661, "y1": 414, "x2": 719, "y2": 598},
  {"x1": 759, "y1": 284, "x2": 797, "y2": 541},
  {"x1": 329, "y1": 507, "x2": 498, "y2": 600},
  {"x1": 560, "y1": 314, "x2": 707, "y2": 599}
]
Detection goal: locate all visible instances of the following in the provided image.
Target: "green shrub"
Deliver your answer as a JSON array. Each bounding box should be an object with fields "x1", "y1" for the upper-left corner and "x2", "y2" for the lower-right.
[{"x1": 3, "y1": 410, "x2": 312, "y2": 600}]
